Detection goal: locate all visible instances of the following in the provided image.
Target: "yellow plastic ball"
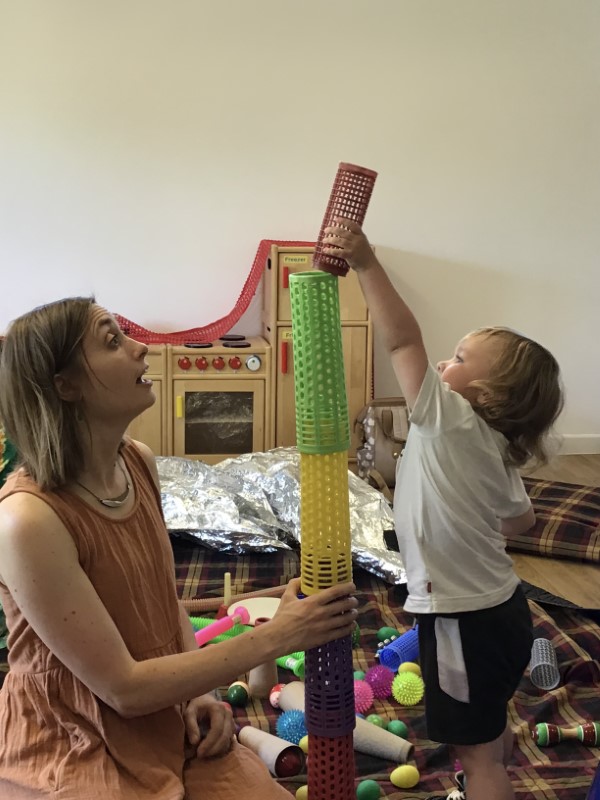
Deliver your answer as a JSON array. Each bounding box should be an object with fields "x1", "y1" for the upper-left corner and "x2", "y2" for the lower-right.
[
  {"x1": 398, "y1": 662, "x2": 422, "y2": 677},
  {"x1": 296, "y1": 785, "x2": 309, "y2": 800},
  {"x1": 390, "y1": 764, "x2": 420, "y2": 789},
  {"x1": 299, "y1": 735, "x2": 309, "y2": 754}
]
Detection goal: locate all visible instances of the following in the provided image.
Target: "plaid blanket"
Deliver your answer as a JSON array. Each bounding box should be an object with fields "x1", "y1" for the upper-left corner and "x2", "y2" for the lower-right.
[
  {"x1": 516, "y1": 478, "x2": 600, "y2": 563},
  {"x1": 173, "y1": 543, "x2": 600, "y2": 800}
]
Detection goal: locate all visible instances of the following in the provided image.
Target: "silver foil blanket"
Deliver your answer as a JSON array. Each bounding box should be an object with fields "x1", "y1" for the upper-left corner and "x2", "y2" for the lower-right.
[{"x1": 157, "y1": 447, "x2": 406, "y2": 584}]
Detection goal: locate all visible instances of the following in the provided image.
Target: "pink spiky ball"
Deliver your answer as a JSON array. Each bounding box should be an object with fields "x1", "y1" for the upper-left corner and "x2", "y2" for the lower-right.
[
  {"x1": 354, "y1": 679, "x2": 374, "y2": 714},
  {"x1": 364, "y1": 664, "x2": 395, "y2": 699}
]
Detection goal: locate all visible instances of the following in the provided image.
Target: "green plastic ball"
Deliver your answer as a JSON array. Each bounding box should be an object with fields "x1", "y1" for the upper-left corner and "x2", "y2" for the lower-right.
[
  {"x1": 226, "y1": 681, "x2": 249, "y2": 707},
  {"x1": 387, "y1": 719, "x2": 409, "y2": 738},
  {"x1": 366, "y1": 714, "x2": 385, "y2": 728},
  {"x1": 353, "y1": 670, "x2": 366, "y2": 681},
  {"x1": 296, "y1": 785, "x2": 308, "y2": 800},
  {"x1": 377, "y1": 626, "x2": 399, "y2": 642},
  {"x1": 356, "y1": 779, "x2": 381, "y2": 800}
]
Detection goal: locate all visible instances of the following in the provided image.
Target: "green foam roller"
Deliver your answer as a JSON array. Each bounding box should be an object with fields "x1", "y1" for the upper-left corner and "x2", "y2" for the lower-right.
[
  {"x1": 289, "y1": 271, "x2": 350, "y2": 454},
  {"x1": 276, "y1": 652, "x2": 305, "y2": 679}
]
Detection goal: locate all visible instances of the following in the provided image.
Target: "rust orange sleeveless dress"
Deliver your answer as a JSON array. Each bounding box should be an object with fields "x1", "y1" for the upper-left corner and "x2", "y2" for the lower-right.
[{"x1": 0, "y1": 442, "x2": 290, "y2": 799}]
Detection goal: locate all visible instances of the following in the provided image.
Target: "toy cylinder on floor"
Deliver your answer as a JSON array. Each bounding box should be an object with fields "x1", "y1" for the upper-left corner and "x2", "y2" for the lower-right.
[
  {"x1": 379, "y1": 626, "x2": 419, "y2": 671},
  {"x1": 529, "y1": 637, "x2": 560, "y2": 690},
  {"x1": 290, "y1": 269, "x2": 355, "y2": 800},
  {"x1": 237, "y1": 726, "x2": 305, "y2": 778},
  {"x1": 247, "y1": 619, "x2": 279, "y2": 699}
]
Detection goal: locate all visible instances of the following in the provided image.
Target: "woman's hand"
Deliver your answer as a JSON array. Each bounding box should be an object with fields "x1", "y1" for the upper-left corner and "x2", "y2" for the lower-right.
[
  {"x1": 183, "y1": 694, "x2": 236, "y2": 760},
  {"x1": 323, "y1": 218, "x2": 376, "y2": 271},
  {"x1": 272, "y1": 578, "x2": 358, "y2": 655}
]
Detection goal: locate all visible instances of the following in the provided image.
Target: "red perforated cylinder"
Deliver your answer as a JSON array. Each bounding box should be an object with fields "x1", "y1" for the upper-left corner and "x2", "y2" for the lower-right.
[
  {"x1": 313, "y1": 162, "x2": 378, "y2": 277},
  {"x1": 307, "y1": 732, "x2": 355, "y2": 800}
]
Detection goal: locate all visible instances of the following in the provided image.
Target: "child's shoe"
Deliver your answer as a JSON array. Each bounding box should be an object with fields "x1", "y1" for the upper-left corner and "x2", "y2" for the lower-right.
[{"x1": 426, "y1": 770, "x2": 466, "y2": 800}]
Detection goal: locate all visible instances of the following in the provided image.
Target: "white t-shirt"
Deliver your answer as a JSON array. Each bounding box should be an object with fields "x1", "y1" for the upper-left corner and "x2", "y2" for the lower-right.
[{"x1": 394, "y1": 364, "x2": 531, "y2": 614}]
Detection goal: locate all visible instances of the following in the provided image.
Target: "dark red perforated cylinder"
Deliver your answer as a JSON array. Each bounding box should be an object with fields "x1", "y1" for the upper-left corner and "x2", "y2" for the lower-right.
[
  {"x1": 313, "y1": 162, "x2": 378, "y2": 277},
  {"x1": 308, "y1": 732, "x2": 355, "y2": 800}
]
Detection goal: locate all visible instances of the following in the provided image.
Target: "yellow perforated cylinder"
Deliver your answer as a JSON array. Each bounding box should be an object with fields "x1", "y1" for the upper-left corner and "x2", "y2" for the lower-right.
[{"x1": 300, "y1": 451, "x2": 352, "y2": 596}]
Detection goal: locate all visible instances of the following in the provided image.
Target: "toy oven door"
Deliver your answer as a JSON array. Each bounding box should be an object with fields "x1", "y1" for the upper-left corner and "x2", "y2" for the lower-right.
[{"x1": 172, "y1": 378, "x2": 266, "y2": 465}]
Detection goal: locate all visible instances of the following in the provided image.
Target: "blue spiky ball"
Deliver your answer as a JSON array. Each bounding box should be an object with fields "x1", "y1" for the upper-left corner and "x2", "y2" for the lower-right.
[{"x1": 276, "y1": 710, "x2": 307, "y2": 745}]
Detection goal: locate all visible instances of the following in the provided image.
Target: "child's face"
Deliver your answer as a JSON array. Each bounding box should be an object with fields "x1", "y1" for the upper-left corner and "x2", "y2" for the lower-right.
[{"x1": 437, "y1": 333, "x2": 501, "y2": 404}]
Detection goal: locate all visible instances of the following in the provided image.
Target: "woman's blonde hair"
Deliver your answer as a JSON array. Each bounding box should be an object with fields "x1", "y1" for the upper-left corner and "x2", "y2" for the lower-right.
[
  {"x1": 0, "y1": 297, "x2": 95, "y2": 490},
  {"x1": 469, "y1": 327, "x2": 563, "y2": 467}
]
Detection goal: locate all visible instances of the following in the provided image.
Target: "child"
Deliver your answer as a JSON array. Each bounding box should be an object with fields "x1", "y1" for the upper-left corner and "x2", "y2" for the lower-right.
[
  {"x1": 323, "y1": 220, "x2": 563, "y2": 800},
  {"x1": 0, "y1": 297, "x2": 358, "y2": 800}
]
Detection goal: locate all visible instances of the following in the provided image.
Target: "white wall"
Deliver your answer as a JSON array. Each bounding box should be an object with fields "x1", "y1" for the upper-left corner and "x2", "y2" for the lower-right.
[{"x1": 1, "y1": 0, "x2": 599, "y2": 450}]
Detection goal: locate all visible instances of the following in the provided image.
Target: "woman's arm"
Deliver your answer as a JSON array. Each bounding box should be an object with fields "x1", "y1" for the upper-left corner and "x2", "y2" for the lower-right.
[{"x1": 0, "y1": 494, "x2": 356, "y2": 718}]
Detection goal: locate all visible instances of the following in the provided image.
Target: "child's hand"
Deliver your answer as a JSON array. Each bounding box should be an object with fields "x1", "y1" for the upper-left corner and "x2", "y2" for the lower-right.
[
  {"x1": 323, "y1": 218, "x2": 376, "y2": 271},
  {"x1": 272, "y1": 578, "x2": 358, "y2": 654}
]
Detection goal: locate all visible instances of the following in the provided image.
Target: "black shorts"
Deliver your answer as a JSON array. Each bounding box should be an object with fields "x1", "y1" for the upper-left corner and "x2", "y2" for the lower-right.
[{"x1": 417, "y1": 585, "x2": 533, "y2": 746}]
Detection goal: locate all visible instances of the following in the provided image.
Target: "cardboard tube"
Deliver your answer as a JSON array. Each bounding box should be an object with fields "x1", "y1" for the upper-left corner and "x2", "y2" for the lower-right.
[
  {"x1": 247, "y1": 619, "x2": 279, "y2": 698},
  {"x1": 278, "y1": 681, "x2": 413, "y2": 763},
  {"x1": 238, "y1": 726, "x2": 304, "y2": 777}
]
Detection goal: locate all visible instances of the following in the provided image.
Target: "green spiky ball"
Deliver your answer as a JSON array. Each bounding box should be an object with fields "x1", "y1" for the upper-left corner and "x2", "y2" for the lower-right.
[{"x1": 391, "y1": 672, "x2": 424, "y2": 706}]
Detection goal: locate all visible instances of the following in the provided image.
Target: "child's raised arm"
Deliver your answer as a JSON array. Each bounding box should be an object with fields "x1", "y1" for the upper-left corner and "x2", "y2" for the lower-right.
[{"x1": 323, "y1": 219, "x2": 428, "y2": 409}]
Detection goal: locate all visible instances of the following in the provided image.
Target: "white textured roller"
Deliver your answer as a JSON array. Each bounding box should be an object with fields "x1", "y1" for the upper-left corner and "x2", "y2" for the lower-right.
[{"x1": 278, "y1": 681, "x2": 413, "y2": 763}]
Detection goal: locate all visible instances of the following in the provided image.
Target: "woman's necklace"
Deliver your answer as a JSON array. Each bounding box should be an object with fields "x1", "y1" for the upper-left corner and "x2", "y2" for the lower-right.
[{"x1": 74, "y1": 459, "x2": 132, "y2": 508}]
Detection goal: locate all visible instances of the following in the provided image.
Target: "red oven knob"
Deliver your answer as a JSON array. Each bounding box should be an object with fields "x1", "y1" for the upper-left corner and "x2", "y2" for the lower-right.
[
  {"x1": 228, "y1": 356, "x2": 242, "y2": 371},
  {"x1": 212, "y1": 356, "x2": 225, "y2": 371},
  {"x1": 178, "y1": 356, "x2": 192, "y2": 370},
  {"x1": 195, "y1": 357, "x2": 209, "y2": 371}
]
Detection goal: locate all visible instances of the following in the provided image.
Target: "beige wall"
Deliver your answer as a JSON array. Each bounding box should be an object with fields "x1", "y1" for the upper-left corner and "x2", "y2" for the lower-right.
[{"x1": 0, "y1": 0, "x2": 598, "y2": 450}]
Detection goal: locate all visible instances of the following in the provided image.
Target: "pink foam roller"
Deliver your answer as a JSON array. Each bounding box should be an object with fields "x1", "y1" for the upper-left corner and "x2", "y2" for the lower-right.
[{"x1": 194, "y1": 606, "x2": 250, "y2": 648}]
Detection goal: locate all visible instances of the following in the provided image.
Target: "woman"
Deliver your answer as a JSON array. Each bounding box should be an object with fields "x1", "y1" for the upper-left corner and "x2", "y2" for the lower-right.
[{"x1": 0, "y1": 297, "x2": 357, "y2": 799}]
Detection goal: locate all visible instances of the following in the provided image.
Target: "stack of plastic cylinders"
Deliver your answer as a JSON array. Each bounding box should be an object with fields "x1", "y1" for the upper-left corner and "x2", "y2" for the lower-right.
[
  {"x1": 290, "y1": 268, "x2": 354, "y2": 800},
  {"x1": 379, "y1": 626, "x2": 420, "y2": 671},
  {"x1": 312, "y1": 162, "x2": 378, "y2": 276}
]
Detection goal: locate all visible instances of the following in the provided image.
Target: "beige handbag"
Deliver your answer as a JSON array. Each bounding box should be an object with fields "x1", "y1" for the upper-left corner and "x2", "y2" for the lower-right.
[{"x1": 355, "y1": 397, "x2": 409, "y2": 492}]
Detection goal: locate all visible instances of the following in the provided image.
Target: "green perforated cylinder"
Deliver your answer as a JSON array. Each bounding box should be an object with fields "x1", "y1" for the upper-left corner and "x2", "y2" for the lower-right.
[{"x1": 289, "y1": 271, "x2": 350, "y2": 454}]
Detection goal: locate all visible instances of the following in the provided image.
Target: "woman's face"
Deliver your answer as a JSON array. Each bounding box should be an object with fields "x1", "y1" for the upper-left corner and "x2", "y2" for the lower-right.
[{"x1": 75, "y1": 305, "x2": 155, "y2": 426}]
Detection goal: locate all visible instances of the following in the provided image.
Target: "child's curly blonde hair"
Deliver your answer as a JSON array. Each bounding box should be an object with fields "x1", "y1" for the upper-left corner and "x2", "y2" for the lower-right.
[{"x1": 468, "y1": 327, "x2": 563, "y2": 467}]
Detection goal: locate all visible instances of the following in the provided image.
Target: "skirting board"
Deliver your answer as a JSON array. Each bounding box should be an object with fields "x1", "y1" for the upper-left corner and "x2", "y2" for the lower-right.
[{"x1": 560, "y1": 435, "x2": 600, "y2": 455}]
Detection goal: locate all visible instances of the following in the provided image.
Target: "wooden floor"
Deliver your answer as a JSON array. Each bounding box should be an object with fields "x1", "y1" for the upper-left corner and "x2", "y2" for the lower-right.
[{"x1": 512, "y1": 454, "x2": 600, "y2": 608}]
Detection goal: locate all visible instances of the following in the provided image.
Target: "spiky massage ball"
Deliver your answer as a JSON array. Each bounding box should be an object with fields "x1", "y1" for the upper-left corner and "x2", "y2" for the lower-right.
[
  {"x1": 391, "y1": 672, "x2": 425, "y2": 706},
  {"x1": 364, "y1": 664, "x2": 395, "y2": 699},
  {"x1": 276, "y1": 710, "x2": 307, "y2": 745},
  {"x1": 353, "y1": 679, "x2": 374, "y2": 714}
]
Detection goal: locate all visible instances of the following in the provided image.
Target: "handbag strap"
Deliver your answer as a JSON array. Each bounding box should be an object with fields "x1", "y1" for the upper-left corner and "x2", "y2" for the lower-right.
[
  {"x1": 380, "y1": 407, "x2": 409, "y2": 442},
  {"x1": 366, "y1": 468, "x2": 394, "y2": 504}
]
